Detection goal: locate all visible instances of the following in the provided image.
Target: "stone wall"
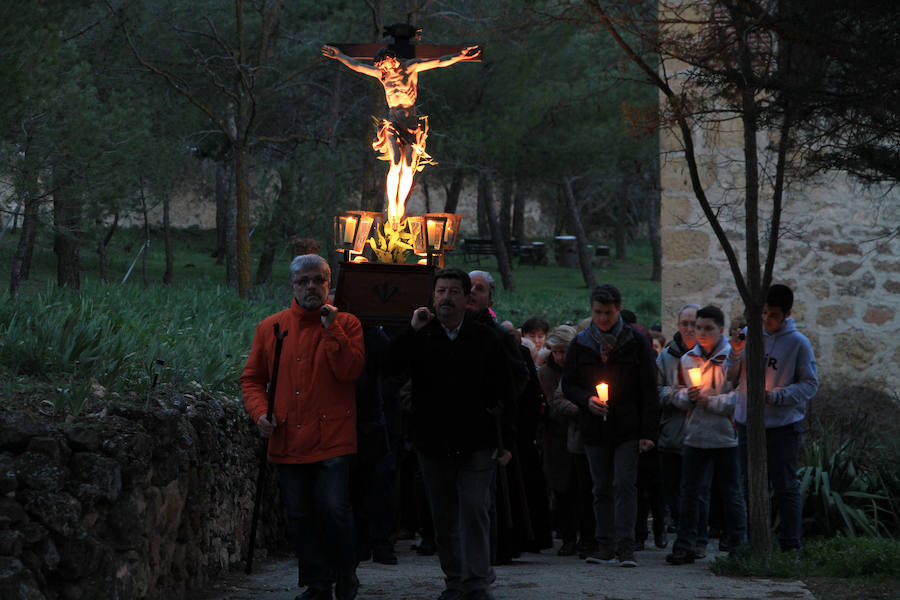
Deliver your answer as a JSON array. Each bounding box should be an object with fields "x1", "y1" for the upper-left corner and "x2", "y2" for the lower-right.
[
  {"x1": 0, "y1": 394, "x2": 286, "y2": 600},
  {"x1": 657, "y1": 6, "x2": 900, "y2": 393}
]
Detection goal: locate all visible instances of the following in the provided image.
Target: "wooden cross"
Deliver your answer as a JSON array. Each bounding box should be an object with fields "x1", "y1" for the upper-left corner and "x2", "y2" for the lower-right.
[{"x1": 329, "y1": 22, "x2": 481, "y2": 62}]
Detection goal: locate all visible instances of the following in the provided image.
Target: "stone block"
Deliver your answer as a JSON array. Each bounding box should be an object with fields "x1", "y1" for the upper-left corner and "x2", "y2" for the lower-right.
[
  {"x1": 863, "y1": 306, "x2": 895, "y2": 326},
  {"x1": 69, "y1": 453, "x2": 122, "y2": 503},
  {"x1": 16, "y1": 451, "x2": 68, "y2": 492},
  {"x1": 818, "y1": 240, "x2": 861, "y2": 255},
  {"x1": 664, "y1": 264, "x2": 720, "y2": 295},
  {"x1": 816, "y1": 305, "x2": 847, "y2": 328},
  {"x1": 885, "y1": 280, "x2": 900, "y2": 294},
  {"x1": 830, "y1": 261, "x2": 862, "y2": 276},
  {"x1": 834, "y1": 329, "x2": 877, "y2": 370},
  {"x1": 660, "y1": 195, "x2": 693, "y2": 227},
  {"x1": 874, "y1": 260, "x2": 900, "y2": 273},
  {"x1": 21, "y1": 490, "x2": 83, "y2": 539},
  {"x1": 662, "y1": 229, "x2": 711, "y2": 262}
]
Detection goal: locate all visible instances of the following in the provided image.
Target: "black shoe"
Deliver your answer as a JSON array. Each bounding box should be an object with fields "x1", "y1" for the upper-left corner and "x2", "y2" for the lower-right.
[
  {"x1": 464, "y1": 590, "x2": 495, "y2": 600},
  {"x1": 557, "y1": 540, "x2": 577, "y2": 556},
  {"x1": 373, "y1": 543, "x2": 398, "y2": 565},
  {"x1": 296, "y1": 588, "x2": 332, "y2": 600},
  {"x1": 665, "y1": 549, "x2": 696, "y2": 565},
  {"x1": 335, "y1": 573, "x2": 359, "y2": 600},
  {"x1": 576, "y1": 541, "x2": 597, "y2": 559},
  {"x1": 694, "y1": 543, "x2": 707, "y2": 559},
  {"x1": 654, "y1": 532, "x2": 668, "y2": 549},
  {"x1": 416, "y1": 538, "x2": 436, "y2": 556}
]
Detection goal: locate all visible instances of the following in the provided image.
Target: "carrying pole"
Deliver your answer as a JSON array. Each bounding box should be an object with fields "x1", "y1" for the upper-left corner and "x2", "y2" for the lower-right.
[{"x1": 246, "y1": 322, "x2": 288, "y2": 574}]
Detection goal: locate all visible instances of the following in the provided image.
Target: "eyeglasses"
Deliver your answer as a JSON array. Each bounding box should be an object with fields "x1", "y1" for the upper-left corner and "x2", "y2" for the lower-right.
[{"x1": 293, "y1": 275, "x2": 328, "y2": 287}]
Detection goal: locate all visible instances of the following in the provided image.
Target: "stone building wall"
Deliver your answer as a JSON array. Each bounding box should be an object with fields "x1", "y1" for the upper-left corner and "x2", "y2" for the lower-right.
[
  {"x1": 0, "y1": 394, "x2": 286, "y2": 600},
  {"x1": 657, "y1": 18, "x2": 900, "y2": 393}
]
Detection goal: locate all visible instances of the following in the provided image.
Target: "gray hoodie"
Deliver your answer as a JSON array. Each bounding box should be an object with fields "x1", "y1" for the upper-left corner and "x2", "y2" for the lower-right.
[
  {"x1": 724, "y1": 318, "x2": 818, "y2": 428},
  {"x1": 673, "y1": 337, "x2": 739, "y2": 449}
]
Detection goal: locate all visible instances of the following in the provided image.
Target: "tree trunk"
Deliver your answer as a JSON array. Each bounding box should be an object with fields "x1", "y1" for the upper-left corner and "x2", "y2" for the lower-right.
[
  {"x1": 563, "y1": 177, "x2": 597, "y2": 290},
  {"x1": 234, "y1": 0, "x2": 252, "y2": 298},
  {"x1": 442, "y1": 168, "x2": 464, "y2": 213},
  {"x1": 140, "y1": 184, "x2": 150, "y2": 289},
  {"x1": 96, "y1": 213, "x2": 119, "y2": 284},
  {"x1": 53, "y1": 188, "x2": 82, "y2": 290},
  {"x1": 9, "y1": 198, "x2": 39, "y2": 296},
  {"x1": 163, "y1": 191, "x2": 173, "y2": 285},
  {"x1": 214, "y1": 160, "x2": 228, "y2": 263},
  {"x1": 479, "y1": 173, "x2": 515, "y2": 291},
  {"x1": 254, "y1": 178, "x2": 289, "y2": 286},
  {"x1": 476, "y1": 179, "x2": 489, "y2": 238},
  {"x1": 512, "y1": 185, "x2": 525, "y2": 243},
  {"x1": 499, "y1": 178, "x2": 512, "y2": 241}
]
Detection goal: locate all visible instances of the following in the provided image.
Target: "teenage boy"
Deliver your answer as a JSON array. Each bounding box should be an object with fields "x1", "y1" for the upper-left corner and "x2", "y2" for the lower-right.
[
  {"x1": 726, "y1": 284, "x2": 818, "y2": 551},
  {"x1": 666, "y1": 306, "x2": 747, "y2": 565},
  {"x1": 561, "y1": 284, "x2": 658, "y2": 568}
]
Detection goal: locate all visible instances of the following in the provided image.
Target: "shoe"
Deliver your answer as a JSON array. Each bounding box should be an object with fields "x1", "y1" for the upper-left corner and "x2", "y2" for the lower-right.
[
  {"x1": 576, "y1": 541, "x2": 597, "y2": 559},
  {"x1": 617, "y1": 552, "x2": 638, "y2": 567},
  {"x1": 585, "y1": 548, "x2": 616, "y2": 564},
  {"x1": 296, "y1": 588, "x2": 332, "y2": 600},
  {"x1": 665, "y1": 549, "x2": 696, "y2": 565},
  {"x1": 634, "y1": 540, "x2": 645, "y2": 551},
  {"x1": 437, "y1": 590, "x2": 463, "y2": 600},
  {"x1": 655, "y1": 532, "x2": 668, "y2": 548},
  {"x1": 373, "y1": 543, "x2": 398, "y2": 565},
  {"x1": 694, "y1": 543, "x2": 707, "y2": 559},
  {"x1": 557, "y1": 540, "x2": 577, "y2": 556},
  {"x1": 463, "y1": 590, "x2": 495, "y2": 600},
  {"x1": 335, "y1": 573, "x2": 359, "y2": 600},
  {"x1": 416, "y1": 538, "x2": 436, "y2": 556}
]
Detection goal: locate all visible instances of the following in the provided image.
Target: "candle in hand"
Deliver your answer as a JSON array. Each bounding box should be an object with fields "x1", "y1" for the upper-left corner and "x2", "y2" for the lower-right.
[
  {"x1": 688, "y1": 368, "x2": 702, "y2": 387},
  {"x1": 594, "y1": 383, "x2": 608, "y2": 421}
]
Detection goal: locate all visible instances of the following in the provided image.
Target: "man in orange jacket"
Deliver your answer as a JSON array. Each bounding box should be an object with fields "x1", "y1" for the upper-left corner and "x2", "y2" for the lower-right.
[{"x1": 242, "y1": 254, "x2": 365, "y2": 600}]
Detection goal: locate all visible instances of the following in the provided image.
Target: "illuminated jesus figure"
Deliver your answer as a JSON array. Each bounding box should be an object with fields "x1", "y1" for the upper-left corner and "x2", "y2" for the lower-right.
[{"x1": 322, "y1": 44, "x2": 481, "y2": 228}]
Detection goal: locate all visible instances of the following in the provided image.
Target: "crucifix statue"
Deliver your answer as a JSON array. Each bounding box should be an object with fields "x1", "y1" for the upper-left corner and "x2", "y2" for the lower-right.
[{"x1": 323, "y1": 24, "x2": 480, "y2": 229}]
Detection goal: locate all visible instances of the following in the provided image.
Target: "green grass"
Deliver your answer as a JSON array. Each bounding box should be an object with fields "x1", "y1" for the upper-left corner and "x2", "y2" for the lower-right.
[{"x1": 712, "y1": 537, "x2": 900, "y2": 579}]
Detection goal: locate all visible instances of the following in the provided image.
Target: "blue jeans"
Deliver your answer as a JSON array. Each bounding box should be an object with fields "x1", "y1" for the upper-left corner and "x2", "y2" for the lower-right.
[
  {"x1": 277, "y1": 456, "x2": 356, "y2": 591},
  {"x1": 583, "y1": 440, "x2": 639, "y2": 554},
  {"x1": 674, "y1": 445, "x2": 746, "y2": 553},
  {"x1": 738, "y1": 422, "x2": 803, "y2": 550},
  {"x1": 418, "y1": 449, "x2": 495, "y2": 595}
]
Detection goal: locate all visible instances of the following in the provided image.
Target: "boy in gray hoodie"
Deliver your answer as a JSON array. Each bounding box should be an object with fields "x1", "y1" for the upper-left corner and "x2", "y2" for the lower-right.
[
  {"x1": 666, "y1": 306, "x2": 747, "y2": 564},
  {"x1": 725, "y1": 284, "x2": 818, "y2": 551}
]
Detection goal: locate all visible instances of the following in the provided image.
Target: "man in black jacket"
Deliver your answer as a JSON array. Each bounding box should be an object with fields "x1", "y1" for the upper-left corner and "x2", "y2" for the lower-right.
[
  {"x1": 561, "y1": 284, "x2": 658, "y2": 568},
  {"x1": 387, "y1": 268, "x2": 513, "y2": 600}
]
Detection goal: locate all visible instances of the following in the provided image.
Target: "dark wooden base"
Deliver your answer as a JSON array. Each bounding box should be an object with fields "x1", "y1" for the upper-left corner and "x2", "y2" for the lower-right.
[{"x1": 333, "y1": 262, "x2": 435, "y2": 327}]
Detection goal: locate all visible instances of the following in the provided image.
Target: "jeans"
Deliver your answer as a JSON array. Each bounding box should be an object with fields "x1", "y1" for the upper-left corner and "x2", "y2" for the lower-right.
[
  {"x1": 418, "y1": 449, "x2": 495, "y2": 594},
  {"x1": 583, "y1": 440, "x2": 639, "y2": 554},
  {"x1": 659, "y1": 450, "x2": 708, "y2": 547},
  {"x1": 674, "y1": 445, "x2": 746, "y2": 553},
  {"x1": 738, "y1": 422, "x2": 803, "y2": 550},
  {"x1": 277, "y1": 456, "x2": 356, "y2": 590}
]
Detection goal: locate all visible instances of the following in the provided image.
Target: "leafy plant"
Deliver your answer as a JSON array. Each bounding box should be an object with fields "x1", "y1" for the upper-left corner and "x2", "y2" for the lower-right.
[{"x1": 799, "y1": 431, "x2": 896, "y2": 538}]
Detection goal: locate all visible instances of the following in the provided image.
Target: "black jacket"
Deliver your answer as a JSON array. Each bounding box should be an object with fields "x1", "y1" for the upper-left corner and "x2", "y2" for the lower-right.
[
  {"x1": 561, "y1": 322, "x2": 659, "y2": 447},
  {"x1": 386, "y1": 315, "x2": 514, "y2": 457}
]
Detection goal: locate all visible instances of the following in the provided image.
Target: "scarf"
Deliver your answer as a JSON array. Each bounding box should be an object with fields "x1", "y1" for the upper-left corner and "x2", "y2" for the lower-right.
[{"x1": 588, "y1": 316, "x2": 623, "y2": 362}]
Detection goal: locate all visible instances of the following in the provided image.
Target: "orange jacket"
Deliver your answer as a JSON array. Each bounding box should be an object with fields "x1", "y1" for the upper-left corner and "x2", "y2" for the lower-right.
[{"x1": 241, "y1": 300, "x2": 365, "y2": 463}]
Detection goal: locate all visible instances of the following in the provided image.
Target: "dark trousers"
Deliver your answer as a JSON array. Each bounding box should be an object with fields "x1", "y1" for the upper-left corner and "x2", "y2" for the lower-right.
[
  {"x1": 554, "y1": 453, "x2": 596, "y2": 546},
  {"x1": 635, "y1": 447, "x2": 666, "y2": 543},
  {"x1": 660, "y1": 449, "x2": 708, "y2": 547},
  {"x1": 418, "y1": 449, "x2": 495, "y2": 594},
  {"x1": 738, "y1": 422, "x2": 804, "y2": 550},
  {"x1": 277, "y1": 456, "x2": 356, "y2": 591},
  {"x1": 674, "y1": 446, "x2": 746, "y2": 553},
  {"x1": 584, "y1": 440, "x2": 639, "y2": 554}
]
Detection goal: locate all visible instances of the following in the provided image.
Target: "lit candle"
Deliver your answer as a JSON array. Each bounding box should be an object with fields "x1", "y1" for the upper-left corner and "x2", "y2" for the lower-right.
[
  {"x1": 343, "y1": 217, "x2": 356, "y2": 244},
  {"x1": 594, "y1": 383, "x2": 608, "y2": 421},
  {"x1": 426, "y1": 220, "x2": 442, "y2": 249},
  {"x1": 688, "y1": 368, "x2": 702, "y2": 387}
]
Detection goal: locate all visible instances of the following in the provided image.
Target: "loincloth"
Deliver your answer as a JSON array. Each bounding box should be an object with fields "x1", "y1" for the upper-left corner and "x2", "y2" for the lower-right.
[{"x1": 372, "y1": 108, "x2": 435, "y2": 171}]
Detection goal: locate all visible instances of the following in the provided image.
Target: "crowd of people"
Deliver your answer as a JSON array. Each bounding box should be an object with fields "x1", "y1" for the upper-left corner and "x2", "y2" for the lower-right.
[{"x1": 240, "y1": 255, "x2": 819, "y2": 600}]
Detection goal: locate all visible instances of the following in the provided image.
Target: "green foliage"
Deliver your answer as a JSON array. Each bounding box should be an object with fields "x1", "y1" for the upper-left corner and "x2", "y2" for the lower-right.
[
  {"x1": 0, "y1": 280, "x2": 286, "y2": 412},
  {"x1": 799, "y1": 429, "x2": 897, "y2": 539},
  {"x1": 712, "y1": 537, "x2": 900, "y2": 580}
]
